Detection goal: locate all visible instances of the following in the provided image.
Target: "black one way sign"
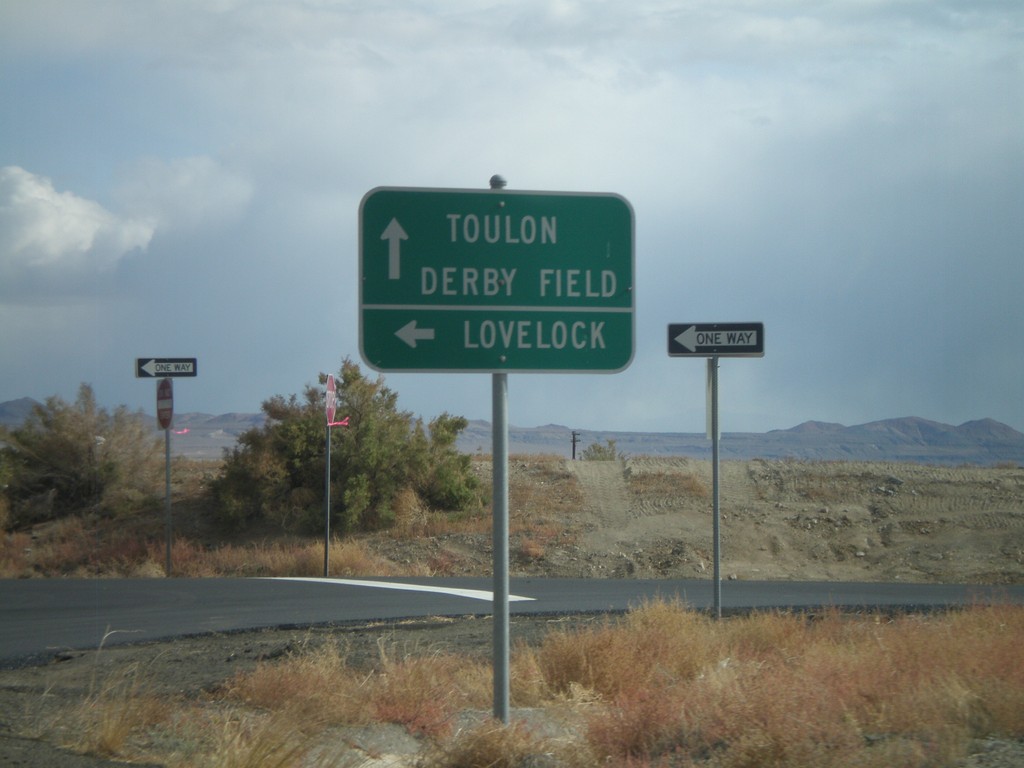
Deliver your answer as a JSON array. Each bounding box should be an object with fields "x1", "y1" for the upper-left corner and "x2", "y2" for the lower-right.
[
  {"x1": 667, "y1": 323, "x2": 764, "y2": 358},
  {"x1": 135, "y1": 358, "x2": 198, "y2": 378}
]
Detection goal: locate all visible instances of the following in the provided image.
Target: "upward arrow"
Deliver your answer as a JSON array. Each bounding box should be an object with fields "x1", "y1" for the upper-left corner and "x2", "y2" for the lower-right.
[{"x1": 380, "y1": 218, "x2": 408, "y2": 280}]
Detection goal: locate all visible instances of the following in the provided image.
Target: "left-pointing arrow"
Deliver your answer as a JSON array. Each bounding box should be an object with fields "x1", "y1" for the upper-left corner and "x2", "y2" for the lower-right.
[
  {"x1": 395, "y1": 320, "x2": 435, "y2": 348},
  {"x1": 381, "y1": 218, "x2": 408, "y2": 280},
  {"x1": 141, "y1": 359, "x2": 158, "y2": 377},
  {"x1": 672, "y1": 326, "x2": 698, "y2": 352}
]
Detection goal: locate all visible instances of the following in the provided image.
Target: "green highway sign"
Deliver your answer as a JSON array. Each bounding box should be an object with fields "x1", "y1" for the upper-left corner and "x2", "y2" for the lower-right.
[{"x1": 359, "y1": 186, "x2": 634, "y2": 372}]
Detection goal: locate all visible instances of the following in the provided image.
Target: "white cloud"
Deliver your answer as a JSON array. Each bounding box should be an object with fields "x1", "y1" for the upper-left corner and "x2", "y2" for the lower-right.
[
  {"x1": 0, "y1": 166, "x2": 154, "y2": 297},
  {"x1": 114, "y1": 156, "x2": 253, "y2": 232}
]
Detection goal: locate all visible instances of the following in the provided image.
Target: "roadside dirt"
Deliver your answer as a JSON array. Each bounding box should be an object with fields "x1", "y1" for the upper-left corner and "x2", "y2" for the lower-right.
[
  {"x1": 441, "y1": 457, "x2": 1024, "y2": 585},
  {"x1": 2, "y1": 457, "x2": 1023, "y2": 766}
]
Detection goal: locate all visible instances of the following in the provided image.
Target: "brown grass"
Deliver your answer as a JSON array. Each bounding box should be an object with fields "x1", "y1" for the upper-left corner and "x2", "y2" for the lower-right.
[
  {"x1": 224, "y1": 638, "x2": 491, "y2": 741},
  {"x1": 419, "y1": 718, "x2": 587, "y2": 768},
  {"x1": 1, "y1": 524, "x2": 406, "y2": 579},
  {"x1": 71, "y1": 655, "x2": 172, "y2": 758},
  {"x1": 56, "y1": 602, "x2": 1024, "y2": 766}
]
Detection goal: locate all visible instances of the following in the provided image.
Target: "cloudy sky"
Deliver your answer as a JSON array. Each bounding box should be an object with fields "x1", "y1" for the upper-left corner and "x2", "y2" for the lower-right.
[{"x1": 2, "y1": 1, "x2": 1022, "y2": 435}]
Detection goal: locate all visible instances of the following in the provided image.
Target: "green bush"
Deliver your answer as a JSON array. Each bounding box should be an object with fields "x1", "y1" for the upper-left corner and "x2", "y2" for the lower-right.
[
  {"x1": 209, "y1": 359, "x2": 480, "y2": 533},
  {"x1": 0, "y1": 384, "x2": 162, "y2": 528}
]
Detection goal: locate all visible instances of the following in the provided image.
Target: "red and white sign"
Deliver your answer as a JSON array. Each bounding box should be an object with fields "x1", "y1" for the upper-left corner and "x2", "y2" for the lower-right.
[
  {"x1": 156, "y1": 378, "x2": 174, "y2": 430},
  {"x1": 325, "y1": 374, "x2": 336, "y2": 424}
]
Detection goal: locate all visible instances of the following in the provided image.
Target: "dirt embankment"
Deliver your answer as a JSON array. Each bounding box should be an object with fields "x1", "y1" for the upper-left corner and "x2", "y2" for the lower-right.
[
  {"x1": 391, "y1": 457, "x2": 1024, "y2": 585},
  {"x1": 567, "y1": 457, "x2": 1024, "y2": 585}
]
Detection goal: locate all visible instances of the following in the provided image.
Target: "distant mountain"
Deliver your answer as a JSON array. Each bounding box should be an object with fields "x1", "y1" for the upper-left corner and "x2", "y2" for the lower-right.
[
  {"x1": 778, "y1": 421, "x2": 846, "y2": 434},
  {"x1": 1, "y1": 399, "x2": 1021, "y2": 464},
  {"x1": 0, "y1": 397, "x2": 38, "y2": 427},
  {"x1": 956, "y1": 418, "x2": 1024, "y2": 442},
  {"x1": 457, "y1": 417, "x2": 1024, "y2": 466}
]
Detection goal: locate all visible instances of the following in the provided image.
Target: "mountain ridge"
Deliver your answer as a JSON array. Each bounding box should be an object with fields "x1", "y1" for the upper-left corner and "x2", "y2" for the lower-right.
[{"x1": 2, "y1": 399, "x2": 1021, "y2": 464}]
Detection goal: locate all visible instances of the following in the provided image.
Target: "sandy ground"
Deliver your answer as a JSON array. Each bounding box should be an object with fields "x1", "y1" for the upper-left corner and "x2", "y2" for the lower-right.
[{"x1": 2, "y1": 458, "x2": 1023, "y2": 766}]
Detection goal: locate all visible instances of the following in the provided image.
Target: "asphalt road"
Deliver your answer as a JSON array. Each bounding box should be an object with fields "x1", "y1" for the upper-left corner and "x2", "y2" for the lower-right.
[{"x1": 2, "y1": 577, "x2": 1022, "y2": 666}]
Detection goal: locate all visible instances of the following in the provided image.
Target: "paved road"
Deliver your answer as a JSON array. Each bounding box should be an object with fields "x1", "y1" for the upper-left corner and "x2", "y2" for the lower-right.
[{"x1": 2, "y1": 577, "x2": 1022, "y2": 666}]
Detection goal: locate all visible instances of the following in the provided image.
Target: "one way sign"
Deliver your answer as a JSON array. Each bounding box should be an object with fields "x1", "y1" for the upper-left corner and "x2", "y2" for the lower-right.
[
  {"x1": 135, "y1": 358, "x2": 199, "y2": 378},
  {"x1": 667, "y1": 323, "x2": 764, "y2": 358}
]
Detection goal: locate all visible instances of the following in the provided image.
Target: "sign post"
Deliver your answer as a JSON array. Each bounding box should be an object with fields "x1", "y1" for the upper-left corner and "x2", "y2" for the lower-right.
[
  {"x1": 137, "y1": 356, "x2": 197, "y2": 578},
  {"x1": 322, "y1": 373, "x2": 350, "y2": 578},
  {"x1": 324, "y1": 374, "x2": 336, "y2": 578},
  {"x1": 668, "y1": 324, "x2": 764, "y2": 618},
  {"x1": 360, "y1": 180, "x2": 635, "y2": 722},
  {"x1": 156, "y1": 378, "x2": 174, "y2": 577}
]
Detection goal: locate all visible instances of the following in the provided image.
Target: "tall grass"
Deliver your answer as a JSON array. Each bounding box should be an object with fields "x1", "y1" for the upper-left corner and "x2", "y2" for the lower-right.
[
  {"x1": 73, "y1": 664, "x2": 171, "y2": 757},
  {"x1": 58, "y1": 602, "x2": 1024, "y2": 766},
  {"x1": 224, "y1": 638, "x2": 491, "y2": 739},
  {"x1": 224, "y1": 602, "x2": 1024, "y2": 766},
  {"x1": 531, "y1": 602, "x2": 1024, "y2": 766}
]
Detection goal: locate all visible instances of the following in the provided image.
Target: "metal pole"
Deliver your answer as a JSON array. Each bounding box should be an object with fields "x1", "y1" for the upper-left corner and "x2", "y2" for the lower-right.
[
  {"x1": 489, "y1": 170, "x2": 510, "y2": 723},
  {"x1": 710, "y1": 356, "x2": 721, "y2": 618},
  {"x1": 492, "y1": 372, "x2": 509, "y2": 723},
  {"x1": 324, "y1": 424, "x2": 331, "y2": 577},
  {"x1": 164, "y1": 427, "x2": 172, "y2": 577}
]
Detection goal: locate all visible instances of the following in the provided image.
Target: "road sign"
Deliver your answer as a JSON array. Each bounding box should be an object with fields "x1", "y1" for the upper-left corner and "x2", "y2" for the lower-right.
[
  {"x1": 359, "y1": 187, "x2": 634, "y2": 372},
  {"x1": 667, "y1": 323, "x2": 764, "y2": 358},
  {"x1": 156, "y1": 378, "x2": 174, "y2": 430},
  {"x1": 136, "y1": 358, "x2": 198, "y2": 378},
  {"x1": 325, "y1": 374, "x2": 336, "y2": 424}
]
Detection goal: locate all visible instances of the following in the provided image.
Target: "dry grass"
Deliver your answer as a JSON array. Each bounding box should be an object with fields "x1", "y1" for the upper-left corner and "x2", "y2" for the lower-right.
[
  {"x1": 223, "y1": 637, "x2": 492, "y2": 740},
  {"x1": 420, "y1": 718, "x2": 588, "y2": 768},
  {"x1": 202, "y1": 712, "x2": 311, "y2": 768},
  {"x1": 1, "y1": 524, "x2": 406, "y2": 578},
  {"x1": 54, "y1": 602, "x2": 1024, "y2": 767},
  {"x1": 219, "y1": 602, "x2": 1024, "y2": 765},
  {"x1": 561, "y1": 602, "x2": 1024, "y2": 766},
  {"x1": 72, "y1": 663, "x2": 172, "y2": 757}
]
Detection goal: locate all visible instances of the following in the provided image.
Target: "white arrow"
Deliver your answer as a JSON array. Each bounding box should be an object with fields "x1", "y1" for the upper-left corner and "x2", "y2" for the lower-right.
[
  {"x1": 141, "y1": 359, "x2": 158, "y2": 376},
  {"x1": 380, "y1": 218, "x2": 408, "y2": 280},
  {"x1": 673, "y1": 326, "x2": 698, "y2": 352},
  {"x1": 395, "y1": 320, "x2": 435, "y2": 348}
]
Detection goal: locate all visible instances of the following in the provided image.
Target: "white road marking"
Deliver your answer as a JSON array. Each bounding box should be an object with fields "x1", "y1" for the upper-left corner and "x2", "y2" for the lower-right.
[{"x1": 264, "y1": 577, "x2": 535, "y2": 602}]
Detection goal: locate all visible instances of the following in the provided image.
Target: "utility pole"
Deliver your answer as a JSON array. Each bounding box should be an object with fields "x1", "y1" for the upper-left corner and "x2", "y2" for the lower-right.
[{"x1": 571, "y1": 430, "x2": 581, "y2": 460}]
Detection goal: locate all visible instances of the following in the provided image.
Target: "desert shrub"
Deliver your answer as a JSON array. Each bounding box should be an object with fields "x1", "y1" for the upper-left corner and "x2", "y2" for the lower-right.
[
  {"x1": 210, "y1": 359, "x2": 480, "y2": 533},
  {"x1": 0, "y1": 384, "x2": 161, "y2": 527},
  {"x1": 581, "y1": 438, "x2": 625, "y2": 461},
  {"x1": 418, "y1": 413, "x2": 479, "y2": 510}
]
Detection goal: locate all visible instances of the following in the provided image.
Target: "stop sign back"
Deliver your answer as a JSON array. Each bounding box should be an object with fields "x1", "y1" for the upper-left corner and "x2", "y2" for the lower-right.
[
  {"x1": 325, "y1": 374, "x2": 336, "y2": 424},
  {"x1": 156, "y1": 378, "x2": 174, "y2": 430}
]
